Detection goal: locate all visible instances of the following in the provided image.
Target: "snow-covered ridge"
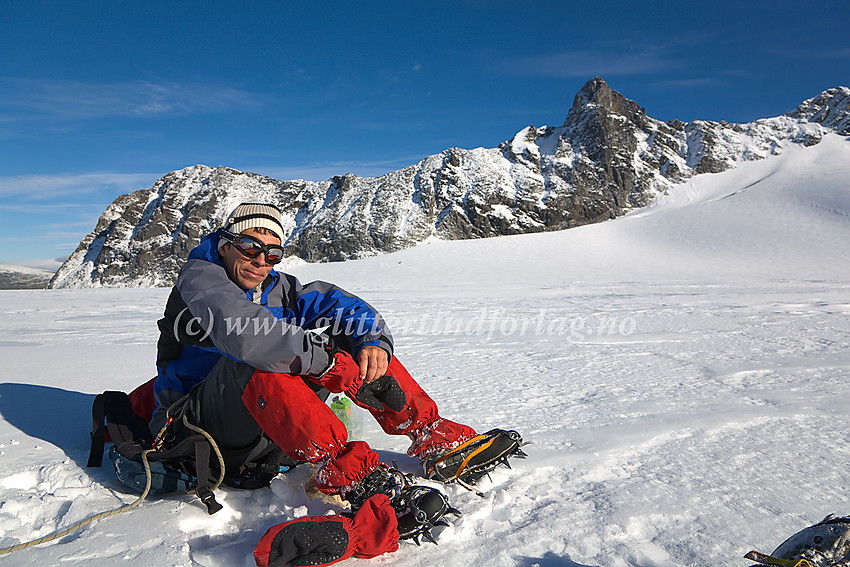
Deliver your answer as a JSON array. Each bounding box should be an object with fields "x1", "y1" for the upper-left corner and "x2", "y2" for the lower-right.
[
  {"x1": 49, "y1": 79, "x2": 850, "y2": 288},
  {"x1": 0, "y1": 264, "x2": 54, "y2": 290}
]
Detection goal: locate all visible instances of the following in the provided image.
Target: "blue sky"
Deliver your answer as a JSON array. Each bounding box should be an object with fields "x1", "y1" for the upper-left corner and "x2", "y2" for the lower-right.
[{"x1": 1, "y1": 0, "x2": 848, "y2": 269}]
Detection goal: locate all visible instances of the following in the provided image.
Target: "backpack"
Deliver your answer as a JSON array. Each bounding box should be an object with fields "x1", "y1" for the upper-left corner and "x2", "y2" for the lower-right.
[{"x1": 87, "y1": 389, "x2": 300, "y2": 515}]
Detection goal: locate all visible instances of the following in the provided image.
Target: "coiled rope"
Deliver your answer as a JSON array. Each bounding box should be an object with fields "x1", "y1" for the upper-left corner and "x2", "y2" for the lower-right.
[
  {"x1": 0, "y1": 410, "x2": 225, "y2": 557},
  {"x1": 0, "y1": 448, "x2": 155, "y2": 556}
]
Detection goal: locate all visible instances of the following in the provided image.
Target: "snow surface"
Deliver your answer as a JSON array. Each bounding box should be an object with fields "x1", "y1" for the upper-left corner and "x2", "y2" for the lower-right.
[{"x1": 1, "y1": 134, "x2": 849, "y2": 566}]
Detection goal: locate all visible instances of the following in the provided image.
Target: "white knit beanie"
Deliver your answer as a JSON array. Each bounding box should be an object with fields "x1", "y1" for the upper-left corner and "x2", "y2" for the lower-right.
[{"x1": 221, "y1": 203, "x2": 284, "y2": 241}]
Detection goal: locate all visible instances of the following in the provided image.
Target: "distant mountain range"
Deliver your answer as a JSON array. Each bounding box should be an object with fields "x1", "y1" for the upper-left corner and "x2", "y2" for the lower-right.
[
  {"x1": 49, "y1": 77, "x2": 850, "y2": 288},
  {"x1": 0, "y1": 264, "x2": 54, "y2": 289}
]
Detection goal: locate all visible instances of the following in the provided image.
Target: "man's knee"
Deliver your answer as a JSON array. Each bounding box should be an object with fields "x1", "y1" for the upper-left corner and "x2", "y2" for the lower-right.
[{"x1": 241, "y1": 368, "x2": 350, "y2": 463}]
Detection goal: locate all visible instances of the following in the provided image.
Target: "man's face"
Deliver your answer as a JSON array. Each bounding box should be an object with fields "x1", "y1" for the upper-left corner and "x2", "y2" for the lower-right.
[{"x1": 219, "y1": 228, "x2": 281, "y2": 290}]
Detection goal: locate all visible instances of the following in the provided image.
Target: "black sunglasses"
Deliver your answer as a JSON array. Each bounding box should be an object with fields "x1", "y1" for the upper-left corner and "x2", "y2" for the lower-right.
[{"x1": 219, "y1": 230, "x2": 284, "y2": 265}]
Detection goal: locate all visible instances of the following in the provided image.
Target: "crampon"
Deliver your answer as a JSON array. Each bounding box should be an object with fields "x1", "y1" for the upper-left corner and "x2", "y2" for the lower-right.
[
  {"x1": 423, "y1": 429, "x2": 528, "y2": 494},
  {"x1": 343, "y1": 464, "x2": 409, "y2": 511},
  {"x1": 744, "y1": 550, "x2": 813, "y2": 567},
  {"x1": 395, "y1": 485, "x2": 461, "y2": 545},
  {"x1": 343, "y1": 463, "x2": 461, "y2": 546}
]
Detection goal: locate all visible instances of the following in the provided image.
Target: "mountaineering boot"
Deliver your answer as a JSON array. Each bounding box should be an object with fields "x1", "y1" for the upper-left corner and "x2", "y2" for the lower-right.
[
  {"x1": 421, "y1": 428, "x2": 527, "y2": 489},
  {"x1": 255, "y1": 461, "x2": 462, "y2": 566}
]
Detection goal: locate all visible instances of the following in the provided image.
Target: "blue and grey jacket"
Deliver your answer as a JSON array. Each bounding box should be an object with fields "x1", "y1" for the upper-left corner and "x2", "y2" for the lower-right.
[{"x1": 152, "y1": 231, "x2": 393, "y2": 423}]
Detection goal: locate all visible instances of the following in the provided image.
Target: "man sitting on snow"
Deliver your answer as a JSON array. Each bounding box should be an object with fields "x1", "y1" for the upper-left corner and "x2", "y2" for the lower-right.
[{"x1": 147, "y1": 202, "x2": 524, "y2": 566}]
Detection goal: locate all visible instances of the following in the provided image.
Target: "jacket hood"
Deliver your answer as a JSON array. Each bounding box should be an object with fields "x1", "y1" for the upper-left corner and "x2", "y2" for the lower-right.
[{"x1": 188, "y1": 231, "x2": 225, "y2": 265}]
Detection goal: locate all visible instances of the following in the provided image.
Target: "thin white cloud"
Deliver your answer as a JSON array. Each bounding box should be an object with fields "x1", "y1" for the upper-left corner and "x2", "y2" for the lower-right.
[
  {"x1": 350, "y1": 119, "x2": 432, "y2": 131},
  {"x1": 0, "y1": 77, "x2": 265, "y2": 121},
  {"x1": 652, "y1": 78, "x2": 727, "y2": 89},
  {"x1": 762, "y1": 46, "x2": 850, "y2": 61},
  {"x1": 497, "y1": 49, "x2": 684, "y2": 78},
  {"x1": 0, "y1": 230, "x2": 93, "y2": 241},
  {"x1": 1, "y1": 257, "x2": 65, "y2": 271},
  {"x1": 0, "y1": 172, "x2": 157, "y2": 199},
  {"x1": 38, "y1": 219, "x2": 103, "y2": 230}
]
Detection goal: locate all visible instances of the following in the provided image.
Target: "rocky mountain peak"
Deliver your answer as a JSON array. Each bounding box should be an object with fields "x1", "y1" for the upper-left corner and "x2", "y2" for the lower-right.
[
  {"x1": 787, "y1": 86, "x2": 850, "y2": 135},
  {"x1": 567, "y1": 76, "x2": 645, "y2": 124},
  {"x1": 49, "y1": 80, "x2": 850, "y2": 288}
]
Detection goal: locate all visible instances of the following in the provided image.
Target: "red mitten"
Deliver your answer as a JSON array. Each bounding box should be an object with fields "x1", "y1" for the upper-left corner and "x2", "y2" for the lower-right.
[
  {"x1": 311, "y1": 351, "x2": 363, "y2": 394},
  {"x1": 346, "y1": 494, "x2": 400, "y2": 558},
  {"x1": 128, "y1": 376, "x2": 156, "y2": 422},
  {"x1": 254, "y1": 495, "x2": 399, "y2": 567}
]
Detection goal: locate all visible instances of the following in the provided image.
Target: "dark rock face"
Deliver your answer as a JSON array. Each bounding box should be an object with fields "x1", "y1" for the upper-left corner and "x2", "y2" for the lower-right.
[{"x1": 49, "y1": 79, "x2": 850, "y2": 288}]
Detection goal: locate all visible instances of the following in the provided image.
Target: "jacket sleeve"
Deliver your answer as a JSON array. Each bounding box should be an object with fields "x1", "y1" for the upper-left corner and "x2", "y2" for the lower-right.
[
  {"x1": 289, "y1": 275, "x2": 394, "y2": 359},
  {"x1": 176, "y1": 258, "x2": 331, "y2": 376}
]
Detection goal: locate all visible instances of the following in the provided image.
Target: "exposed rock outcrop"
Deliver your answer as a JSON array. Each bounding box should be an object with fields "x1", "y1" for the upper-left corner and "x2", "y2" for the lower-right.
[{"x1": 49, "y1": 79, "x2": 850, "y2": 288}]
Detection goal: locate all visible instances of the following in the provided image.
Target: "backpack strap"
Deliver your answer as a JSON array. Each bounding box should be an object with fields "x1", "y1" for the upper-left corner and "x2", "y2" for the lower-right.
[
  {"x1": 192, "y1": 439, "x2": 223, "y2": 514},
  {"x1": 87, "y1": 392, "x2": 108, "y2": 467},
  {"x1": 88, "y1": 391, "x2": 153, "y2": 467},
  {"x1": 88, "y1": 389, "x2": 225, "y2": 515}
]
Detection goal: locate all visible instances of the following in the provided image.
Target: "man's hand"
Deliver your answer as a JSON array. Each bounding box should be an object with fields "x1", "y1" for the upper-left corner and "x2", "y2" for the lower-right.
[{"x1": 355, "y1": 346, "x2": 389, "y2": 383}]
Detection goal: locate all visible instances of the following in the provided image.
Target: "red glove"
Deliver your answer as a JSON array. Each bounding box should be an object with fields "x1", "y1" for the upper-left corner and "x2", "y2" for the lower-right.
[
  {"x1": 311, "y1": 350, "x2": 363, "y2": 394},
  {"x1": 253, "y1": 494, "x2": 399, "y2": 567}
]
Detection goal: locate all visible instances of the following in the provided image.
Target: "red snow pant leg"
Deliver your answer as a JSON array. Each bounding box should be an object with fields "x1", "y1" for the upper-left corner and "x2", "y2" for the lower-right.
[
  {"x1": 254, "y1": 494, "x2": 399, "y2": 567},
  {"x1": 352, "y1": 357, "x2": 478, "y2": 458},
  {"x1": 241, "y1": 369, "x2": 379, "y2": 495}
]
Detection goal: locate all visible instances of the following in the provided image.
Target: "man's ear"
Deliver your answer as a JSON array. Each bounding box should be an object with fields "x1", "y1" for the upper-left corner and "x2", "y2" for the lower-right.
[{"x1": 217, "y1": 243, "x2": 231, "y2": 265}]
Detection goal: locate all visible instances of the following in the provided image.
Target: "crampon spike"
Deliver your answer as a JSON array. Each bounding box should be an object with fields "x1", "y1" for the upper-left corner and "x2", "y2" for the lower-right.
[
  {"x1": 422, "y1": 530, "x2": 438, "y2": 545},
  {"x1": 425, "y1": 429, "x2": 527, "y2": 491},
  {"x1": 456, "y1": 476, "x2": 485, "y2": 497}
]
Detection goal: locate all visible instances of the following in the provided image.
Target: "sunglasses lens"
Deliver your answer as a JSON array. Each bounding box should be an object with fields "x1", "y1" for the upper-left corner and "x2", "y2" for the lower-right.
[
  {"x1": 231, "y1": 235, "x2": 283, "y2": 264},
  {"x1": 233, "y1": 237, "x2": 263, "y2": 258}
]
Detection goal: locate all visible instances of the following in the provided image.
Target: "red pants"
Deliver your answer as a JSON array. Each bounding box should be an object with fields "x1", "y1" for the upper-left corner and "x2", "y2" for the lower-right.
[
  {"x1": 141, "y1": 356, "x2": 476, "y2": 495},
  {"x1": 244, "y1": 356, "x2": 441, "y2": 461}
]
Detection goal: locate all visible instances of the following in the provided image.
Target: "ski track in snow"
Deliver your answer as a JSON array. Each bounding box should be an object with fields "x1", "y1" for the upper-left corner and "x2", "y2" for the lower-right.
[{"x1": 1, "y1": 135, "x2": 849, "y2": 566}]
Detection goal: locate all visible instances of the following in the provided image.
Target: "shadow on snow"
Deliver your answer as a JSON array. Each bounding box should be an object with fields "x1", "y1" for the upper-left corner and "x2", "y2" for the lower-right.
[
  {"x1": 515, "y1": 551, "x2": 600, "y2": 567},
  {"x1": 0, "y1": 382, "x2": 97, "y2": 471}
]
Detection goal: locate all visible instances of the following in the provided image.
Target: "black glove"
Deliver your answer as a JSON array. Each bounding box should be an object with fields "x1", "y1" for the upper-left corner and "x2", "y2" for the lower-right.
[
  {"x1": 354, "y1": 375, "x2": 407, "y2": 412},
  {"x1": 261, "y1": 520, "x2": 350, "y2": 566}
]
